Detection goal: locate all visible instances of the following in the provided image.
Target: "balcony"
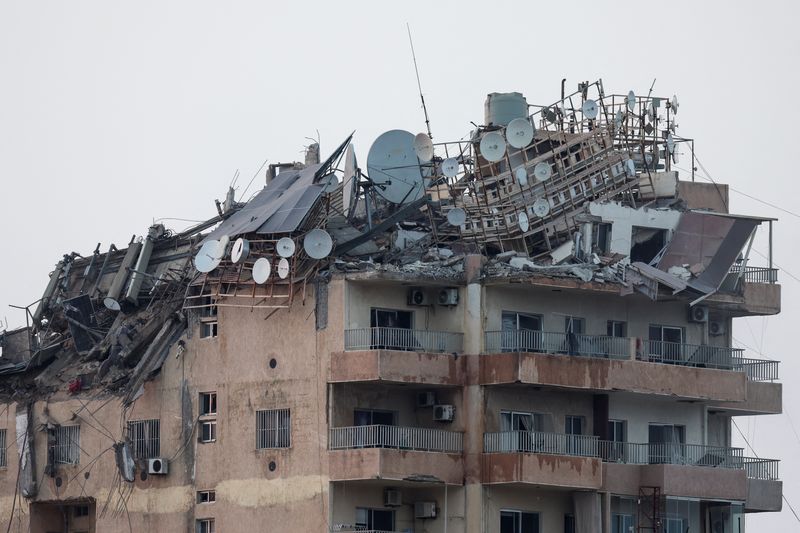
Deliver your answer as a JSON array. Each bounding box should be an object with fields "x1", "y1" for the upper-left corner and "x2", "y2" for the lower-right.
[
  {"x1": 330, "y1": 425, "x2": 463, "y2": 453},
  {"x1": 597, "y1": 441, "x2": 744, "y2": 469},
  {"x1": 744, "y1": 458, "x2": 783, "y2": 512},
  {"x1": 484, "y1": 430, "x2": 599, "y2": 457},
  {"x1": 485, "y1": 330, "x2": 630, "y2": 360},
  {"x1": 728, "y1": 264, "x2": 778, "y2": 284},
  {"x1": 344, "y1": 327, "x2": 463, "y2": 353}
]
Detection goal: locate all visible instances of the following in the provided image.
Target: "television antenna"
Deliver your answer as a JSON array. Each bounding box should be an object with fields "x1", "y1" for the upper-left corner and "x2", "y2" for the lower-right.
[{"x1": 406, "y1": 23, "x2": 432, "y2": 139}]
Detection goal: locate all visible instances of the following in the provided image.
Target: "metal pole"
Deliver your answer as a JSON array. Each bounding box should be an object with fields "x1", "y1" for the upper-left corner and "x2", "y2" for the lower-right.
[
  {"x1": 769, "y1": 220, "x2": 774, "y2": 282},
  {"x1": 444, "y1": 482, "x2": 448, "y2": 533}
]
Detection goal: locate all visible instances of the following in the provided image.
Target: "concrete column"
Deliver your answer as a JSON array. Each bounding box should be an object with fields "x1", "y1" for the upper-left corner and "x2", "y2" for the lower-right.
[{"x1": 601, "y1": 491, "x2": 611, "y2": 533}]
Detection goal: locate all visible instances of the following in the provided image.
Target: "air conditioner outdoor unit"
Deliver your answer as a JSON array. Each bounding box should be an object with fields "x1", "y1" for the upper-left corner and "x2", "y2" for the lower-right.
[
  {"x1": 417, "y1": 392, "x2": 437, "y2": 407},
  {"x1": 384, "y1": 488, "x2": 402, "y2": 507},
  {"x1": 689, "y1": 305, "x2": 709, "y2": 323},
  {"x1": 407, "y1": 288, "x2": 430, "y2": 306},
  {"x1": 709, "y1": 321, "x2": 726, "y2": 336},
  {"x1": 433, "y1": 404, "x2": 455, "y2": 422},
  {"x1": 147, "y1": 457, "x2": 169, "y2": 475},
  {"x1": 437, "y1": 288, "x2": 459, "y2": 306},
  {"x1": 414, "y1": 501, "x2": 438, "y2": 519}
]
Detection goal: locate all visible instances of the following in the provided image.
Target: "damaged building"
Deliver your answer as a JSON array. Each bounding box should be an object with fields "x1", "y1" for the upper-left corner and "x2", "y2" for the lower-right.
[{"x1": 0, "y1": 80, "x2": 783, "y2": 533}]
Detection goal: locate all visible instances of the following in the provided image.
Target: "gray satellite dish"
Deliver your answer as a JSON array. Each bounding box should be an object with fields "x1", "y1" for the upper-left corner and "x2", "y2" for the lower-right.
[
  {"x1": 276, "y1": 237, "x2": 296, "y2": 258},
  {"x1": 304, "y1": 229, "x2": 333, "y2": 259},
  {"x1": 104, "y1": 297, "x2": 121, "y2": 311},
  {"x1": 413, "y1": 133, "x2": 434, "y2": 163},
  {"x1": 533, "y1": 162, "x2": 552, "y2": 182},
  {"x1": 320, "y1": 174, "x2": 339, "y2": 193},
  {"x1": 231, "y1": 238, "x2": 250, "y2": 264},
  {"x1": 342, "y1": 144, "x2": 357, "y2": 217},
  {"x1": 625, "y1": 159, "x2": 636, "y2": 177},
  {"x1": 505, "y1": 118, "x2": 534, "y2": 149},
  {"x1": 582, "y1": 99, "x2": 599, "y2": 120},
  {"x1": 447, "y1": 207, "x2": 467, "y2": 226},
  {"x1": 277, "y1": 258, "x2": 290, "y2": 279},
  {"x1": 441, "y1": 157, "x2": 459, "y2": 178},
  {"x1": 252, "y1": 258, "x2": 271, "y2": 284},
  {"x1": 626, "y1": 91, "x2": 636, "y2": 112},
  {"x1": 480, "y1": 132, "x2": 506, "y2": 162},
  {"x1": 518, "y1": 211, "x2": 530, "y2": 232},
  {"x1": 514, "y1": 166, "x2": 528, "y2": 187},
  {"x1": 367, "y1": 129, "x2": 425, "y2": 204},
  {"x1": 195, "y1": 240, "x2": 222, "y2": 273},
  {"x1": 672, "y1": 150, "x2": 679, "y2": 164},
  {"x1": 532, "y1": 198, "x2": 550, "y2": 217},
  {"x1": 671, "y1": 94, "x2": 679, "y2": 113},
  {"x1": 666, "y1": 134, "x2": 675, "y2": 154},
  {"x1": 647, "y1": 102, "x2": 656, "y2": 121}
]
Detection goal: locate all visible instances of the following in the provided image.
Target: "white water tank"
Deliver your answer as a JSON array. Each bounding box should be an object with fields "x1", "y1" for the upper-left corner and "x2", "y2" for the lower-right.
[{"x1": 485, "y1": 92, "x2": 528, "y2": 126}]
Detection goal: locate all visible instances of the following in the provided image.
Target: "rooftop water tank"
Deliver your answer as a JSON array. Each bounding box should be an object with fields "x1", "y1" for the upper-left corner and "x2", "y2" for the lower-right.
[{"x1": 484, "y1": 92, "x2": 528, "y2": 127}]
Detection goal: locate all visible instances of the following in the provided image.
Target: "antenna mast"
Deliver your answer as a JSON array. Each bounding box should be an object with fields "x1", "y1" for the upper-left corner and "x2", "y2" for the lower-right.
[{"x1": 406, "y1": 23, "x2": 432, "y2": 139}]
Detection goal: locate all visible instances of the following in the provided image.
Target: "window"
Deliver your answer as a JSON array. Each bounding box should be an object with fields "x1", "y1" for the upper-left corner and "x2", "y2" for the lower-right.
[
  {"x1": 73, "y1": 505, "x2": 89, "y2": 518},
  {"x1": 501, "y1": 311, "x2": 543, "y2": 352},
  {"x1": 200, "y1": 392, "x2": 217, "y2": 416},
  {"x1": 564, "y1": 316, "x2": 585, "y2": 334},
  {"x1": 500, "y1": 510, "x2": 540, "y2": 533},
  {"x1": 201, "y1": 322, "x2": 218, "y2": 339},
  {"x1": 607, "y1": 320, "x2": 627, "y2": 338},
  {"x1": 500, "y1": 411, "x2": 545, "y2": 452},
  {"x1": 611, "y1": 513, "x2": 635, "y2": 533},
  {"x1": 127, "y1": 419, "x2": 160, "y2": 459},
  {"x1": 355, "y1": 508, "x2": 395, "y2": 531},
  {"x1": 0, "y1": 428, "x2": 6, "y2": 467},
  {"x1": 369, "y1": 308, "x2": 413, "y2": 350},
  {"x1": 564, "y1": 514, "x2": 576, "y2": 533},
  {"x1": 200, "y1": 420, "x2": 217, "y2": 443},
  {"x1": 256, "y1": 409, "x2": 290, "y2": 449},
  {"x1": 196, "y1": 518, "x2": 215, "y2": 533},
  {"x1": 354, "y1": 409, "x2": 396, "y2": 426},
  {"x1": 53, "y1": 425, "x2": 81, "y2": 465},
  {"x1": 565, "y1": 415, "x2": 586, "y2": 455},
  {"x1": 605, "y1": 420, "x2": 628, "y2": 462},
  {"x1": 608, "y1": 420, "x2": 627, "y2": 442},
  {"x1": 370, "y1": 308, "x2": 412, "y2": 329},
  {"x1": 648, "y1": 325, "x2": 685, "y2": 363},
  {"x1": 197, "y1": 490, "x2": 216, "y2": 504},
  {"x1": 630, "y1": 227, "x2": 667, "y2": 264},
  {"x1": 648, "y1": 424, "x2": 686, "y2": 464},
  {"x1": 200, "y1": 297, "x2": 218, "y2": 339}
]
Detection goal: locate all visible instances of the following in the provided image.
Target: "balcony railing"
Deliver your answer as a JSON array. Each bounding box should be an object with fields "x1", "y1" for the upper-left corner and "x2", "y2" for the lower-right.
[
  {"x1": 344, "y1": 328, "x2": 464, "y2": 353},
  {"x1": 483, "y1": 430, "x2": 599, "y2": 457},
  {"x1": 743, "y1": 457, "x2": 780, "y2": 480},
  {"x1": 484, "y1": 330, "x2": 630, "y2": 360},
  {"x1": 597, "y1": 441, "x2": 744, "y2": 469},
  {"x1": 735, "y1": 357, "x2": 780, "y2": 381},
  {"x1": 641, "y1": 341, "x2": 744, "y2": 370},
  {"x1": 329, "y1": 425, "x2": 463, "y2": 453},
  {"x1": 729, "y1": 264, "x2": 778, "y2": 284}
]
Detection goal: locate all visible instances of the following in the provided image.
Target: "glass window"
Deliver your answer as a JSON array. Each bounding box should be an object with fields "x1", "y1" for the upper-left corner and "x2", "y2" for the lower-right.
[
  {"x1": 356, "y1": 508, "x2": 395, "y2": 531},
  {"x1": 611, "y1": 513, "x2": 635, "y2": 533},
  {"x1": 200, "y1": 392, "x2": 217, "y2": 416},
  {"x1": 195, "y1": 519, "x2": 215, "y2": 533},
  {"x1": 607, "y1": 321, "x2": 627, "y2": 337},
  {"x1": 564, "y1": 316, "x2": 585, "y2": 334},
  {"x1": 500, "y1": 510, "x2": 540, "y2": 533},
  {"x1": 354, "y1": 409, "x2": 396, "y2": 426},
  {"x1": 199, "y1": 420, "x2": 217, "y2": 443}
]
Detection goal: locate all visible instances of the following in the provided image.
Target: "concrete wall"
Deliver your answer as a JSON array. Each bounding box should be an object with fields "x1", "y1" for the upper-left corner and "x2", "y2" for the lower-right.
[
  {"x1": 483, "y1": 485, "x2": 574, "y2": 533},
  {"x1": 609, "y1": 394, "x2": 706, "y2": 445}
]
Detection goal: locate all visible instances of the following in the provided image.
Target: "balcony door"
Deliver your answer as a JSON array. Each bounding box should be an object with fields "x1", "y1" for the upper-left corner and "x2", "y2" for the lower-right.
[
  {"x1": 649, "y1": 325, "x2": 685, "y2": 363},
  {"x1": 501, "y1": 411, "x2": 543, "y2": 452},
  {"x1": 648, "y1": 424, "x2": 685, "y2": 464},
  {"x1": 355, "y1": 507, "x2": 395, "y2": 531},
  {"x1": 370, "y1": 308, "x2": 413, "y2": 350},
  {"x1": 501, "y1": 312, "x2": 542, "y2": 352},
  {"x1": 500, "y1": 510, "x2": 540, "y2": 533},
  {"x1": 605, "y1": 420, "x2": 627, "y2": 462},
  {"x1": 353, "y1": 409, "x2": 396, "y2": 448},
  {"x1": 565, "y1": 415, "x2": 585, "y2": 455}
]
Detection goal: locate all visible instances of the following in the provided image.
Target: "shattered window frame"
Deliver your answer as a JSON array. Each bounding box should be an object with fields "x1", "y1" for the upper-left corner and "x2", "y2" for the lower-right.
[
  {"x1": 126, "y1": 419, "x2": 160, "y2": 460},
  {"x1": 256, "y1": 408, "x2": 291, "y2": 449},
  {"x1": 53, "y1": 425, "x2": 81, "y2": 465}
]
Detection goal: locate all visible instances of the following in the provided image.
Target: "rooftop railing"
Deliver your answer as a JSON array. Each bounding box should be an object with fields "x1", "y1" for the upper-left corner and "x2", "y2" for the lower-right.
[
  {"x1": 484, "y1": 330, "x2": 630, "y2": 360},
  {"x1": 743, "y1": 457, "x2": 780, "y2": 480},
  {"x1": 329, "y1": 425, "x2": 463, "y2": 453},
  {"x1": 344, "y1": 327, "x2": 464, "y2": 354},
  {"x1": 597, "y1": 441, "x2": 744, "y2": 469},
  {"x1": 483, "y1": 430, "x2": 599, "y2": 457}
]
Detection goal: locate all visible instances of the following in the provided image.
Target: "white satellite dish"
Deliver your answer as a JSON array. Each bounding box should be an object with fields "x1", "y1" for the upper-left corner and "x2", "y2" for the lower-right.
[
  {"x1": 514, "y1": 166, "x2": 528, "y2": 187},
  {"x1": 277, "y1": 258, "x2": 290, "y2": 279},
  {"x1": 533, "y1": 162, "x2": 552, "y2": 182},
  {"x1": 518, "y1": 211, "x2": 530, "y2": 232},
  {"x1": 614, "y1": 110, "x2": 624, "y2": 129},
  {"x1": 216, "y1": 235, "x2": 230, "y2": 259},
  {"x1": 231, "y1": 238, "x2": 250, "y2": 264},
  {"x1": 195, "y1": 240, "x2": 222, "y2": 273},
  {"x1": 342, "y1": 144, "x2": 358, "y2": 217},
  {"x1": 532, "y1": 198, "x2": 550, "y2": 217},
  {"x1": 647, "y1": 102, "x2": 656, "y2": 121},
  {"x1": 626, "y1": 91, "x2": 636, "y2": 112},
  {"x1": 276, "y1": 237, "x2": 296, "y2": 258},
  {"x1": 252, "y1": 258, "x2": 271, "y2": 284},
  {"x1": 447, "y1": 207, "x2": 466, "y2": 226},
  {"x1": 505, "y1": 118, "x2": 534, "y2": 149},
  {"x1": 582, "y1": 99, "x2": 599, "y2": 120},
  {"x1": 671, "y1": 94, "x2": 679, "y2": 113},
  {"x1": 104, "y1": 297, "x2": 121, "y2": 311},
  {"x1": 441, "y1": 157, "x2": 459, "y2": 178},
  {"x1": 413, "y1": 133, "x2": 434, "y2": 163},
  {"x1": 304, "y1": 229, "x2": 333, "y2": 259},
  {"x1": 666, "y1": 134, "x2": 675, "y2": 154},
  {"x1": 480, "y1": 132, "x2": 506, "y2": 162},
  {"x1": 367, "y1": 129, "x2": 426, "y2": 204},
  {"x1": 320, "y1": 174, "x2": 339, "y2": 193},
  {"x1": 672, "y1": 150, "x2": 680, "y2": 164},
  {"x1": 625, "y1": 159, "x2": 636, "y2": 177}
]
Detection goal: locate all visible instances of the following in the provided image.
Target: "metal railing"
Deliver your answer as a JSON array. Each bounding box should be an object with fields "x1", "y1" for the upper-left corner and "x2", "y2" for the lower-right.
[
  {"x1": 329, "y1": 425, "x2": 463, "y2": 453},
  {"x1": 734, "y1": 357, "x2": 780, "y2": 381},
  {"x1": 743, "y1": 457, "x2": 780, "y2": 480},
  {"x1": 484, "y1": 330, "x2": 630, "y2": 360},
  {"x1": 597, "y1": 441, "x2": 744, "y2": 469},
  {"x1": 344, "y1": 328, "x2": 464, "y2": 353},
  {"x1": 641, "y1": 341, "x2": 744, "y2": 370},
  {"x1": 729, "y1": 265, "x2": 778, "y2": 284},
  {"x1": 483, "y1": 430, "x2": 599, "y2": 457}
]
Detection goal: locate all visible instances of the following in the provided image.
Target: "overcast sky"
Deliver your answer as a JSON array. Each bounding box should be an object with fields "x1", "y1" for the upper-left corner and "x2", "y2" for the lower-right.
[{"x1": 1, "y1": 0, "x2": 798, "y2": 528}]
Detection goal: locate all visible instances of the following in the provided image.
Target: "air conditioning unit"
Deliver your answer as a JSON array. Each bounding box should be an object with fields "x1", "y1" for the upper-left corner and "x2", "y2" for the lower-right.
[
  {"x1": 417, "y1": 392, "x2": 437, "y2": 407},
  {"x1": 437, "y1": 288, "x2": 459, "y2": 306},
  {"x1": 384, "y1": 488, "x2": 402, "y2": 507},
  {"x1": 147, "y1": 457, "x2": 169, "y2": 475},
  {"x1": 433, "y1": 404, "x2": 455, "y2": 422},
  {"x1": 689, "y1": 305, "x2": 709, "y2": 323},
  {"x1": 709, "y1": 321, "x2": 726, "y2": 336},
  {"x1": 414, "y1": 501, "x2": 438, "y2": 519},
  {"x1": 407, "y1": 288, "x2": 430, "y2": 306}
]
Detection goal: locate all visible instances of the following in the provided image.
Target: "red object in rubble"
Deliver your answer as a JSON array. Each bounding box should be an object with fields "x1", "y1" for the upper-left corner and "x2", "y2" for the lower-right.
[{"x1": 68, "y1": 378, "x2": 82, "y2": 394}]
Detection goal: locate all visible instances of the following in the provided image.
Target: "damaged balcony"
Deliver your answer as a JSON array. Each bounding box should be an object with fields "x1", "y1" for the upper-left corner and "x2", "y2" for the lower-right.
[
  {"x1": 328, "y1": 425, "x2": 464, "y2": 485},
  {"x1": 744, "y1": 458, "x2": 783, "y2": 512}
]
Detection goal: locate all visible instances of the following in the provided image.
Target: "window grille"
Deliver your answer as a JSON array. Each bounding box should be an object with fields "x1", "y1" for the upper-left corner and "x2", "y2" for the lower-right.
[
  {"x1": 127, "y1": 419, "x2": 160, "y2": 459},
  {"x1": 256, "y1": 409, "x2": 290, "y2": 449},
  {"x1": 53, "y1": 425, "x2": 81, "y2": 465}
]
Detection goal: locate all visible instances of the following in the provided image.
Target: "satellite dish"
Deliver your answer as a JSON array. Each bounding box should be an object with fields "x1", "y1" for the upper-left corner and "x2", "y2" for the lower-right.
[
  {"x1": 104, "y1": 297, "x2": 121, "y2": 311},
  {"x1": 582, "y1": 99, "x2": 598, "y2": 120},
  {"x1": 666, "y1": 134, "x2": 675, "y2": 154},
  {"x1": 533, "y1": 162, "x2": 552, "y2": 182},
  {"x1": 304, "y1": 228, "x2": 333, "y2": 259},
  {"x1": 672, "y1": 150, "x2": 680, "y2": 164},
  {"x1": 276, "y1": 237, "x2": 296, "y2": 258},
  {"x1": 671, "y1": 95, "x2": 679, "y2": 113},
  {"x1": 532, "y1": 198, "x2": 550, "y2": 217},
  {"x1": 231, "y1": 238, "x2": 250, "y2": 264},
  {"x1": 216, "y1": 235, "x2": 230, "y2": 259},
  {"x1": 367, "y1": 129, "x2": 425, "y2": 204},
  {"x1": 480, "y1": 132, "x2": 506, "y2": 162},
  {"x1": 505, "y1": 118, "x2": 534, "y2": 149},
  {"x1": 647, "y1": 102, "x2": 656, "y2": 121},
  {"x1": 320, "y1": 174, "x2": 339, "y2": 193},
  {"x1": 514, "y1": 166, "x2": 528, "y2": 187},
  {"x1": 626, "y1": 91, "x2": 636, "y2": 112},
  {"x1": 518, "y1": 211, "x2": 530, "y2": 232},
  {"x1": 252, "y1": 258, "x2": 271, "y2": 284},
  {"x1": 342, "y1": 144, "x2": 357, "y2": 217},
  {"x1": 447, "y1": 207, "x2": 466, "y2": 226},
  {"x1": 625, "y1": 159, "x2": 636, "y2": 177},
  {"x1": 195, "y1": 240, "x2": 222, "y2": 273},
  {"x1": 441, "y1": 157, "x2": 459, "y2": 178},
  {"x1": 277, "y1": 258, "x2": 290, "y2": 279},
  {"x1": 413, "y1": 133, "x2": 434, "y2": 163},
  {"x1": 614, "y1": 110, "x2": 624, "y2": 129}
]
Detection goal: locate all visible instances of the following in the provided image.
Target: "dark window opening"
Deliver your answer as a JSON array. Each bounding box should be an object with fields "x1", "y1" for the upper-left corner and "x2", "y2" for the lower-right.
[{"x1": 630, "y1": 227, "x2": 667, "y2": 264}]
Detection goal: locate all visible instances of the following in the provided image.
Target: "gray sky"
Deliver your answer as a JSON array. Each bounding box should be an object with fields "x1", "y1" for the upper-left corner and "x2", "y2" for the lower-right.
[{"x1": 1, "y1": 0, "x2": 798, "y2": 527}]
